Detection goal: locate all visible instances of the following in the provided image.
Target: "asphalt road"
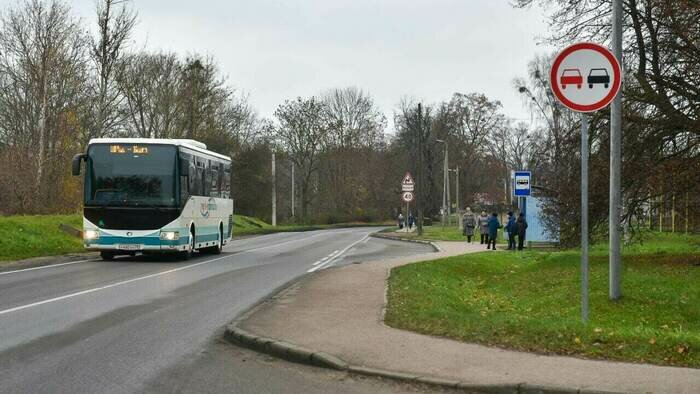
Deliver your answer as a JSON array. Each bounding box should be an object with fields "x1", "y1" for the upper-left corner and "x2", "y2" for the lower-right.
[{"x1": 0, "y1": 228, "x2": 434, "y2": 393}]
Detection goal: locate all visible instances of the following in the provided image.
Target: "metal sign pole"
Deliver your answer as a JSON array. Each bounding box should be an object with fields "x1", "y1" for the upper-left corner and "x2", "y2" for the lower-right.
[
  {"x1": 581, "y1": 114, "x2": 589, "y2": 322},
  {"x1": 609, "y1": 0, "x2": 623, "y2": 300}
]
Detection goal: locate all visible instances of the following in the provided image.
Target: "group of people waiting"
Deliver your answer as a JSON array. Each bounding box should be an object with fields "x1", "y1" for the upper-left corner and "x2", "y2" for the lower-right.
[
  {"x1": 397, "y1": 212, "x2": 415, "y2": 230},
  {"x1": 462, "y1": 208, "x2": 528, "y2": 250}
]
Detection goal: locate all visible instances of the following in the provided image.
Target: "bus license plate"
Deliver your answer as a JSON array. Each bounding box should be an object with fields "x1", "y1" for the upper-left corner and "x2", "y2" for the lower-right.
[{"x1": 117, "y1": 244, "x2": 142, "y2": 251}]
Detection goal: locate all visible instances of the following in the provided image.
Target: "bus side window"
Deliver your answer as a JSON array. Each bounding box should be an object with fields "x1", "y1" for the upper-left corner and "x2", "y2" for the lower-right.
[
  {"x1": 210, "y1": 163, "x2": 219, "y2": 197},
  {"x1": 223, "y1": 164, "x2": 231, "y2": 198},
  {"x1": 194, "y1": 158, "x2": 204, "y2": 196},
  {"x1": 179, "y1": 154, "x2": 191, "y2": 203},
  {"x1": 204, "y1": 161, "x2": 212, "y2": 196}
]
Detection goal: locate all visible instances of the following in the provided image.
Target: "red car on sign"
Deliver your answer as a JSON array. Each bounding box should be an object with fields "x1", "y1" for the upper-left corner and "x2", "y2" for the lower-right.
[{"x1": 560, "y1": 68, "x2": 582, "y2": 89}]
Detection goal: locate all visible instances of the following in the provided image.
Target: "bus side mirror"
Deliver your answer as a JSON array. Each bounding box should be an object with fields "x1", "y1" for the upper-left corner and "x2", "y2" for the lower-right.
[{"x1": 72, "y1": 154, "x2": 86, "y2": 176}]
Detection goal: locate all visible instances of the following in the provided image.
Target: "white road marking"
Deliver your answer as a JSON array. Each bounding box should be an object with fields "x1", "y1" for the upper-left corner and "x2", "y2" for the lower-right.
[
  {"x1": 0, "y1": 231, "x2": 334, "y2": 316},
  {"x1": 0, "y1": 254, "x2": 232, "y2": 317},
  {"x1": 0, "y1": 259, "x2": 97, "y2": 276},
  {"x1": 307, "y1": 234, "x2": 370, "y2": 273}
]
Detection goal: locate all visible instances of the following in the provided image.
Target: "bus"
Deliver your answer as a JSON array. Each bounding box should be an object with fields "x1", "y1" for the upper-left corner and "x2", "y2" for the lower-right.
[{"x1": 72, "y1": 138, "x2": 233, "y2": 261}]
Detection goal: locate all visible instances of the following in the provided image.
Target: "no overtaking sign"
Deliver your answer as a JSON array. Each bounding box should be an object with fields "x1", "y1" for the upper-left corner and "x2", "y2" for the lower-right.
[{"x1": 550, "y1": 42, "x2": 622, "y2": 112}]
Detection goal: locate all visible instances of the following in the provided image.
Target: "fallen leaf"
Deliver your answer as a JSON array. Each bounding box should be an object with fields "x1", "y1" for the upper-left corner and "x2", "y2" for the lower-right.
[
  {"x1": 594, "y1": 327, "x2": 603, "y2": 333},
  {"x1": 574, "y1": 337, "x2": 581, "y2": 344},
  {"x1": 649, "y1": 338, "x2": 657, "y2": 345}
]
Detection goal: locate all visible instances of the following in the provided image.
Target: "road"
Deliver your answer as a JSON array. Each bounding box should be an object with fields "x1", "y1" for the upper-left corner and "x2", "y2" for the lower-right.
[{"x1": 0, "y1": 228, "x2": 435, "y2": 393}]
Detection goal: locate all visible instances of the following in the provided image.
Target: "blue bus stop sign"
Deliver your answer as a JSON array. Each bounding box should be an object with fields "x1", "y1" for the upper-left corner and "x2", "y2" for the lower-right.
[{"x1": 513, "y1": 171, "x2": 531, "y2": 196}]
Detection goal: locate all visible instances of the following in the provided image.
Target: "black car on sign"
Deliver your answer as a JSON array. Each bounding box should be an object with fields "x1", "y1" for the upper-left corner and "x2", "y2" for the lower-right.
[{"x1": 587, "y1": 68, "x2": 610, "y2": 88}]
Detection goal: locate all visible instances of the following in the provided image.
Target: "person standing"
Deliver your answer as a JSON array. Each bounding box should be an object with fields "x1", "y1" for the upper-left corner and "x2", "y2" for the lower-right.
[
  {"x1": 505, "y1": 211, "x2": 516, "y2": 250},
  {"x1": 462, "y1": 207, "x2": 476, "y2": 243},
  {"x1": 408, "y1": 213, "x2": 415, "y2": 230},
  {"x1": 478, "y1": 210, "x2": 490, "y2": 244},
  {"x1": 516, "y1": 212, "x2": 528, "y2": 250},
  {"x1": 487, "y1": 212, "x2": 501, "y2": 250},
  {"x1": 398, "y1": 213, "x2": 404, "y2": 230}
]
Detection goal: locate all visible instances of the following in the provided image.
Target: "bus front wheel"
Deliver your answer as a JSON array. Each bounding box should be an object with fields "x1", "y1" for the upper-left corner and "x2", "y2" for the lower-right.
[
  {"x1": 180, "y1": 228, "x2": 195, "y2": 260},
  {"x1": 100, "y1": 251, "x2": 115, "y2": 261}
]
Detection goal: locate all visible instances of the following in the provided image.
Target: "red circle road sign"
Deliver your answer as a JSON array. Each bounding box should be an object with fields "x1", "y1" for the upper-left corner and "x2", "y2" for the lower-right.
[{"x1": 550, "y1": 42, "x2": 621, "y2": 112}]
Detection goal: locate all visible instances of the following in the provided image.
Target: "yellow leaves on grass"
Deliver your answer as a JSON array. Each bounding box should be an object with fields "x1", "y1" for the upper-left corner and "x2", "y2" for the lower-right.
[
  {"x1": 649, "y1": 337, "x2": 657, "y2": 345},
  {"x1": 574, "y1": 337, "x2": 582, "y2": 344}
]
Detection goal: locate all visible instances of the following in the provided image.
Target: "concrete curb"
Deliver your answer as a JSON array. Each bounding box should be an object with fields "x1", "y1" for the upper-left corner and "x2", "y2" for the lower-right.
[
  {"x1": 223, "y1": 323, "x2": 626, "y2": 394},
  {"x1": 369, "y1": 232, "x2": 442, "y2": 252}
]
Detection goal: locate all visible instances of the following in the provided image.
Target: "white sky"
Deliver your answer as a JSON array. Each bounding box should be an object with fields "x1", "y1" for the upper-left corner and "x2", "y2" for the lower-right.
[{"x1": 11, "y1": 0, "x2": 555, "y2": 129}]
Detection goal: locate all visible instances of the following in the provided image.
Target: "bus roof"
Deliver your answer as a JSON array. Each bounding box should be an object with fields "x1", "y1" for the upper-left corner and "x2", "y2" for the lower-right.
[{"x1": 88, "y1": 138, "x2": 231, "y2": 161}]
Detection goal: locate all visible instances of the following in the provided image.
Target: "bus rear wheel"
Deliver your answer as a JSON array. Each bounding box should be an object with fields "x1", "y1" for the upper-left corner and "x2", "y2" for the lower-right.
[{"x1": 100, "y1": 251, "x2": 115, "y2": 261}]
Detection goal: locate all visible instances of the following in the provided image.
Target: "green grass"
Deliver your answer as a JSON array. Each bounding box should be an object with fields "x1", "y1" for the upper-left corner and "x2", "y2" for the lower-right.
[
  {"x1": 388, "y1": 224, "x2": 506, "y2": 243},
  {"x1": 385, "y1": 232, "x2": 700, "y2": 367},
  {"x1": 0, "y1": 214, "x2": 85, "y2": 262}
]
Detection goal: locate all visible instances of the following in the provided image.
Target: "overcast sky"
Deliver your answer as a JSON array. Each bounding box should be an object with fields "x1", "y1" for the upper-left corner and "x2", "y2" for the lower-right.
[{"x1": 46, "y1": 1, "x2": 552, "y2": 129}]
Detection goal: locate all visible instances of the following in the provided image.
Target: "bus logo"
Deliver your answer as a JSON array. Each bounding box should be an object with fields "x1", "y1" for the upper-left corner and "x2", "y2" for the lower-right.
[{"x1": 200, "y1": 197, "x2": 217, "y2": 218}]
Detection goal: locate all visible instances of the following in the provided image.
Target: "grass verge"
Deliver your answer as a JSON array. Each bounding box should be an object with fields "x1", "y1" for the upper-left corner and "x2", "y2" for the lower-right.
[
  {"x1": 386, "y1": 224, "x2": 506, "y2": 243},
  {"x1": 385, "y1": 232, "x2": 700, "y2": 367},
  {"x1": 0, "y1": 214, "x2": 85, "y2": 262}
]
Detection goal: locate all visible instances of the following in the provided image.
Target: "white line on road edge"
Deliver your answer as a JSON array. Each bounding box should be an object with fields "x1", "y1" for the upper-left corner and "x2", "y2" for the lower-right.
[
  {"x1": 307, "y1": 234, "x2": 370, "y2": 273},
  {"x1": 0, "y1": 259, "x2": 97, "y2": 276},
  {"x1": 0, "y1": 231, "x2": 337, "y2": 316},
  {"x1": 0, "y1": 254, "x2": 232, "y2": 316}
]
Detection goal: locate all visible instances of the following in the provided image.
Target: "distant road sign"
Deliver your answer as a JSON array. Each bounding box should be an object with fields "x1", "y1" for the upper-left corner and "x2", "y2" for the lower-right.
[
  {"x1": 402, "y1": 191, "x2": 414, "y2": 202},
  {"x1": 514, "y1": 171, "x2": 531, "y2": 196},
  {"x1": 550, "y1": 42, "x2": 622, "y2": 112},
  {"x1": 401, "y1": 172, "x2": 415, "y2": 192}
]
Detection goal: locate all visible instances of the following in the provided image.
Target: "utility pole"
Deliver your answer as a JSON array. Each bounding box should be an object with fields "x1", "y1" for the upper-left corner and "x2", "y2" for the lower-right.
[
  {"x1": 609, "y1": 0, "x2": 623, "y2": 300},
  {"x1": 416, "y1": 103, "x2": 424, "y2": 235},
  {"x1": 453, "y1": 166, "x2": 460, "y2": 230},
  {"x1": 437, "y1": 139, "x2": 447, "y2": 228},
  {"x1": 446, "y1": 149, "x2": 451, "y2": 227},
  {"x1": 271, "y1": 152, "x2": 277, "y2": 226},
  {"x1": 291, "y1": 163, "x2": 295, "y2": 218}
]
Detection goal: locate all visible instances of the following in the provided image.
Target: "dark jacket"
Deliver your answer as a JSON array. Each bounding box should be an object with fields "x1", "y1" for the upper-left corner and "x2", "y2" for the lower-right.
[
  {"x1": 505, "y1": 216, "x2": 516, "y2": 235},
  {"x1": 487, "y1": 216, "x2": 501, "y2": 238},
  {"x1": 516, "y1": 217, "x2": 528, "y2": 237}
]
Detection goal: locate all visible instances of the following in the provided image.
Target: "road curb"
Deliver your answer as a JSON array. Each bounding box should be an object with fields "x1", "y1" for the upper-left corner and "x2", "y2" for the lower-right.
[
  {"x1": 369, "y1": 232, "x2": 442, "y2": 252},
  {"x1": 224, "y1": 323, "x2": 624, "y2": 394}
]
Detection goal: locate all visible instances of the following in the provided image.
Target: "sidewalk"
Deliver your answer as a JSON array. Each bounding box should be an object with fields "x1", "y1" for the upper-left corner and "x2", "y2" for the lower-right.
[{"x1": 228, "y1": 241, "x2": 700, "y2": 393}]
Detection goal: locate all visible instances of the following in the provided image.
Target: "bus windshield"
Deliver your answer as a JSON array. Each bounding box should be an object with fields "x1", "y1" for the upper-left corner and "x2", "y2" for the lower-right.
[{"x1": 86, "y1": 144, "x2": 177, "y2": 207}]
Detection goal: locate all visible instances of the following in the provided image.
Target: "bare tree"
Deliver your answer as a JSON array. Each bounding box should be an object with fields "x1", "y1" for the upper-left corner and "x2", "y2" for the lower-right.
[
  {"x1": 89, "y1": 0, "x2": 137, "y2": 138},
  {"x1": 274, "y1": 97, "x2": 329, "y2": 222},
  {"x1": 0, "y1": 0, "x2": 88, "y2": 210},
  {"x1": 319, "y1": 87, "x2": 387, "y2": 215}
]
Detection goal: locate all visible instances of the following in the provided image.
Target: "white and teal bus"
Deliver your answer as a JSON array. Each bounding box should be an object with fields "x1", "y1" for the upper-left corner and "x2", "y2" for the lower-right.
[{"x1": 72, "y1": 138, "x2": 233, "y2": 260}]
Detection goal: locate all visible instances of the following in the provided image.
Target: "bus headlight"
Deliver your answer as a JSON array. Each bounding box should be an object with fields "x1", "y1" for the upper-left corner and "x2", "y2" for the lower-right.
[
  {"x1": 84, "y1": 230, "x2": 100, "y2": 240},
  {"x1": 160, "y1": 231, "x2": 180, "y2": 241}
]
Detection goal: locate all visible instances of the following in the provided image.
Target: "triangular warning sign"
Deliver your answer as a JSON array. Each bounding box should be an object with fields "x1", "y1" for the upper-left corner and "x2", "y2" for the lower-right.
[{"x1": 402, "y1": 172, "x2": 414, "y2": 185}]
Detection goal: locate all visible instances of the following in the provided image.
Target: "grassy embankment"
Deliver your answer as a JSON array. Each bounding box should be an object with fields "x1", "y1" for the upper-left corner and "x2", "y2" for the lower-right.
[
  {"x1": 0, "y1": 214, "x2": 390, "y2": 262},
  {"x1": 386, "y1": 232, "x2": 700, "y2": 367}
]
